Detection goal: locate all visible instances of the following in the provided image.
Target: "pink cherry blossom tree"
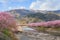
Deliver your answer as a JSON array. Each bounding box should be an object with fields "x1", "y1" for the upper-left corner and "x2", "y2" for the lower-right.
[
  {"x1": 0, "y1": 12, "x2": 17, "y2": 31},
  {"x1": 0, "y1": 12, "x2": 18, "y2": 40}
]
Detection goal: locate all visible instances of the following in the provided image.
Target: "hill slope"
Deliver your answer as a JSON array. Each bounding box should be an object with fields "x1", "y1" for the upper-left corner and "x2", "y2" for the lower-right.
[{"x1": 7, "y1": 9, "x2": 60, "y2": 23}]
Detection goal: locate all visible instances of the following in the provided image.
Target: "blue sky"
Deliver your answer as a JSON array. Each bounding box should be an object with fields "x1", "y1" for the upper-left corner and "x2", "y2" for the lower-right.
[{"x1": 0, "y1": 0, "x2": 60, "y2": 11}]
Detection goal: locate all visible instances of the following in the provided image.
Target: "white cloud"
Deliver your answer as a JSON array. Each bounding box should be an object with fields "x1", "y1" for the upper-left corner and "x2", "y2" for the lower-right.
[
  {"x1": 30, "y1": 1, "x2": 41, "y2": 10},
  {"x1": 0, "y1": 0, "x2": 26, "y2": 11},
  {"x1": 30, "y1": 0, "x2": 60, "y2": 11},
  {"x1": 8, "y1": 6, "x2": 26, "y2": 10},
  {"x1": 10, "y1": 0, "x2": 28, "y2": 2},
  {"x1": 0, "y1": 0, "x2": 27, "y2": 4},
  {"x1": 19, "y1": 6, "x2": 25, "y2": 9},
  {"x1": 0, "y1": 0, "x2": 7, "y2": 4}
]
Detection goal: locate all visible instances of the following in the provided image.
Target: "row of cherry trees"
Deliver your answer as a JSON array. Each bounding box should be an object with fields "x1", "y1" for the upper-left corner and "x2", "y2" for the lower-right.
[{"x1": 28, "y1": 20, "x2": 60, "y2": 28}]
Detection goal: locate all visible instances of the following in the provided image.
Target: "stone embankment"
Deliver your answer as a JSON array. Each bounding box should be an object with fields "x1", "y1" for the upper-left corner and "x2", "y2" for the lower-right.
[{"x1": 15, "y1": 31, "x2": 60, "y2": 40}]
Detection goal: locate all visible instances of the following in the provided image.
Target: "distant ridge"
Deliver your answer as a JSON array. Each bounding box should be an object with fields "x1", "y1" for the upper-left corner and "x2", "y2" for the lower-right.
[{"x1": 6, "y1": 9, "x2": 60, "y2": 22}]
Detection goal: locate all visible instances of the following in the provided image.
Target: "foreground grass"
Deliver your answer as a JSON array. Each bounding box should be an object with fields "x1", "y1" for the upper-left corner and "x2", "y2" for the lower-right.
[{"x1": 1, "y1": 29, "x2": 18, "y2": 40}]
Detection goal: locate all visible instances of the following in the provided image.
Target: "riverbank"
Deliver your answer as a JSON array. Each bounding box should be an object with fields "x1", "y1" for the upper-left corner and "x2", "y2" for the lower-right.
[{"x1": 15, "y1": 30, "x2": 60, "y2": 40}]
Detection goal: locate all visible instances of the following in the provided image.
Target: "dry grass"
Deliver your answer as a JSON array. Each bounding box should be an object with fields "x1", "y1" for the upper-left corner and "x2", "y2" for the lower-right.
[{"x1": 36, "y1": 27, "x2": 60, "y2": 32}]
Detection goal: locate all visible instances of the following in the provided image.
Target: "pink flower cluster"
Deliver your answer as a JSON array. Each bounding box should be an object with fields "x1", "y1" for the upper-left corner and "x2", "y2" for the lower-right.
[
  {"x1": 28, "y1": 20, "x2": 60, "y2": 27},
  {"x1": 0, "y1": 12, "x2": 17, "y2": 30}
]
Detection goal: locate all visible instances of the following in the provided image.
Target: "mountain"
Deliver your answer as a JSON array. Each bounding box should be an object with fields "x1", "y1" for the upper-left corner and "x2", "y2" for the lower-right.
[
  {"x1": 7, "y1": 9, "x2": 60, "y2": 15},
  {"x1": 48, "y1": 10, "x2": 60, "y2": 14},
  {"x1": 27, "y1": 13, "x2": 60, "y2": 21},
  {"x1": 7, "y1": 9, "x2": 60, "y2": 23},
  {"x1": 7, "y1": 9, "x2": 36, "y2": 16}
]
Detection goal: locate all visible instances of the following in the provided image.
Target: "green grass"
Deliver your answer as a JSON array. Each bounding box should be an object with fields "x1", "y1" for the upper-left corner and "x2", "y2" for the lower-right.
[
  {"x1": 36, "y1": 27, "x2": 48, "y2": 32},
  {"x1": 2, "y1": 29, "x2": 18, "y2": 40},
  {"x1": 52, "y1": 27, "x2": 60, "y2": 31},
  {"x1": 36, "y1": 26, "x2": 60, "y2": 31}
]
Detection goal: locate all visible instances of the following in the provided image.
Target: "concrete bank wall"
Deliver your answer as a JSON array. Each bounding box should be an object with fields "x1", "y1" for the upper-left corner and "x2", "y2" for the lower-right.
[{"x1": 16, "y1": 32, "x2": 60, "y2": 40}]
